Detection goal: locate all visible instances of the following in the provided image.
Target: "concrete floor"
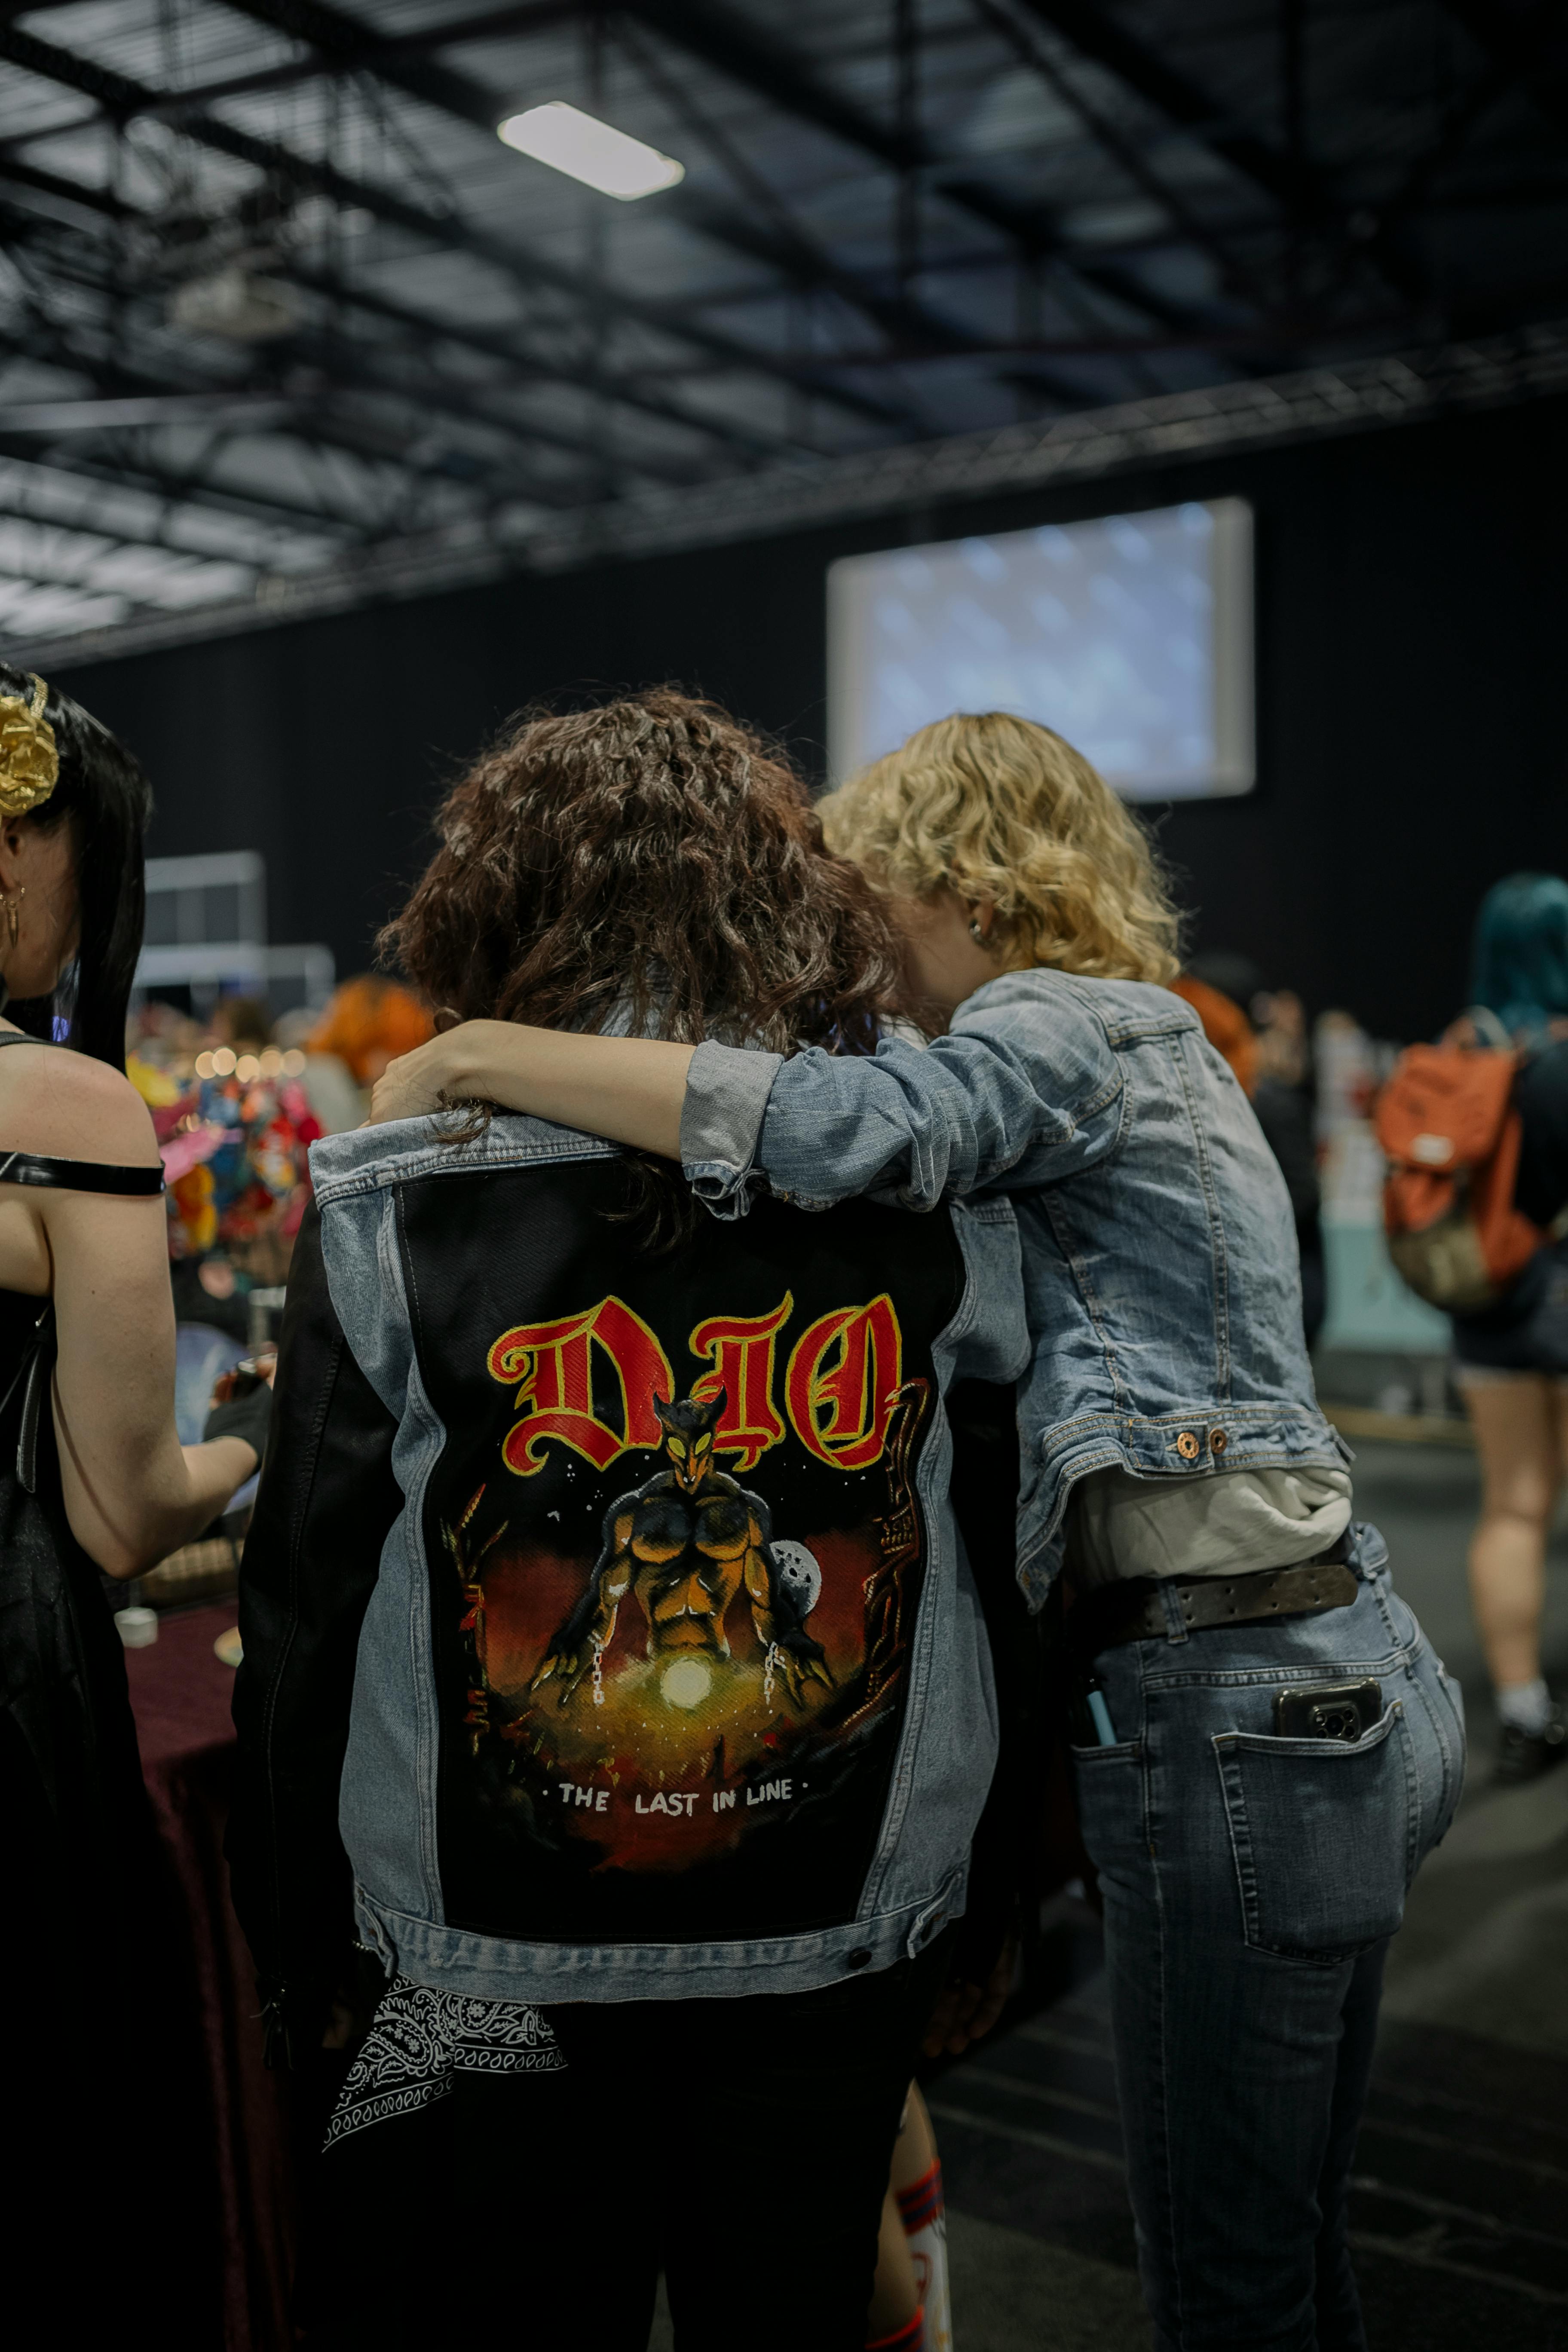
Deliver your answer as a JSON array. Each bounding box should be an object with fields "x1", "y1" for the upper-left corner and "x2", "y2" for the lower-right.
[{"x1": 652, "y1": 1437, "x2": 1568, "y2": 2349}]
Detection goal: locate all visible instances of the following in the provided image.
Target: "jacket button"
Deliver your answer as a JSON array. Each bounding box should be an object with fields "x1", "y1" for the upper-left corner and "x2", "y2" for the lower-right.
[
  {"x1": 847, "y1": 1947, "x2": 873, "y2": 1970},
  {"x1": 1209, "y1": 1428, "x2": 1228, "y2": 1454},
  {"x1": 1176, "y1": 1430, "x2": 1200, "y2": 1461}
]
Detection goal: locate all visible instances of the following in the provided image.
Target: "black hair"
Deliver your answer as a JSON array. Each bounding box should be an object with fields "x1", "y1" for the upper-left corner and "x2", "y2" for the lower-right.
[{"x1": 0, "y1": 664, "x2": 153, "y2": 1068}]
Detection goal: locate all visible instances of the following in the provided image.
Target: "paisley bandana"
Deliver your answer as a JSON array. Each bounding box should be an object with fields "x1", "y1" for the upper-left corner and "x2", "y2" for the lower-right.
[{"x1": 325, "y1": 1973, "x2": 566, "y2": 2148}]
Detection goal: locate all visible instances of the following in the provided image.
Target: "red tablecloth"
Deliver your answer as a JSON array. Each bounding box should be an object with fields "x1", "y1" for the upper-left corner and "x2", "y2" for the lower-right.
[{"x1": 126, "y1": 1606, "x2": 295, "y2": 2351}]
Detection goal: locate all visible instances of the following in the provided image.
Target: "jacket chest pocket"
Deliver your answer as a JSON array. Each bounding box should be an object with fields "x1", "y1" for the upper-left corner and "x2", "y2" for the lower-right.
[{"x1": 1213, "y1": 1703, "x2": 1417, "y2": 1964}]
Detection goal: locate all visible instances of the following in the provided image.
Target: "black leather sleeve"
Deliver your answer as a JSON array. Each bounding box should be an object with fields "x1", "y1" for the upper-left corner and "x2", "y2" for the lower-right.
[
  {"x1": 226, "y1": 1196, "x2": 401, "y2": 2063},
  {"x1": 945, "y1": 1379, "x2": 1044, "y2": 1987}
]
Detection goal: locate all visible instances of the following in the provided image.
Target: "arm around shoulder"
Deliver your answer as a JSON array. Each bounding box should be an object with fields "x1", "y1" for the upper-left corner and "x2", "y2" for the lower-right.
[{"x1": 686, "y1": 980, "x2": 1122, "y2": 1215}]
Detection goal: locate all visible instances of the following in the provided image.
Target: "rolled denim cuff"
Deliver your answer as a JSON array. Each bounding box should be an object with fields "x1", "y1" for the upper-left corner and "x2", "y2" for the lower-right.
[{"x1": 680, "y1": 1040, "x2": 784, "y2": 1222}]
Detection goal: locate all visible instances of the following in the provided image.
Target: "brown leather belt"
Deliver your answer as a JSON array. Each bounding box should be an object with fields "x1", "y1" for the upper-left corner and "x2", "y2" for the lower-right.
[{"x1": 1069, "y1": 1533, "x2": 1357, "y2": 1657}]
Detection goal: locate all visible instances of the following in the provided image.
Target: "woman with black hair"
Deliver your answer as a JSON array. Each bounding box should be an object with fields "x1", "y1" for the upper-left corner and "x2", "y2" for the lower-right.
[{"x1": 0, "y1": 666, "x2": 267, "y2": 2312}]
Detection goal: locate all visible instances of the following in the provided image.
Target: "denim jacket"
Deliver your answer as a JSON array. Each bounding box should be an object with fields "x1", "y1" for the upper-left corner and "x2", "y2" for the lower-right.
[
  {"x1": 680, "y1": 972, "x2": 1348, "y2": 1605},
  {"x1": 228, "y1": 1109, "x2": 1027, "y2": 2024}
]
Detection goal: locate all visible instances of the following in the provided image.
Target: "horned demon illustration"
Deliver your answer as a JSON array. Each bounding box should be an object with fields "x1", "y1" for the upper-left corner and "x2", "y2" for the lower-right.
[{"x1": 530, "y1": 1388, "x2": 835, "y2": 1710}]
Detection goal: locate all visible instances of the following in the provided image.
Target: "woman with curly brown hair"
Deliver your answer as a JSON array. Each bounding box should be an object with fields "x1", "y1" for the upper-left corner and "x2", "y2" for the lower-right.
[
  {"x1": 381, "y1": 709, "x2": 1465, "y2": 2352},
  {"x1": 230, "y1": 690, "x2": 1027, "y2": 2352}
]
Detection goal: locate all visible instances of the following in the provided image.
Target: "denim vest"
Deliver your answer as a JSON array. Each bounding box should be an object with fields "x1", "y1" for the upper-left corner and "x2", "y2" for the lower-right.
[
  {"x1": 249, "y1": 1113, "x2": 1027, "y2": 2007},
  {"x1": 680, "y1": 972, "x2": 1348, "y2": 1605}
]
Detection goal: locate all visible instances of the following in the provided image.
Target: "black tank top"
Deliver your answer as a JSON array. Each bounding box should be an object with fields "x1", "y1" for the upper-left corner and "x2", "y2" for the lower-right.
[
  {"x1": 0, "y1": 1026, "x2": 169, "y2": 1935},
  {"x1": 0, "y1": 1033, "x2": 188, "y2": 2279}
]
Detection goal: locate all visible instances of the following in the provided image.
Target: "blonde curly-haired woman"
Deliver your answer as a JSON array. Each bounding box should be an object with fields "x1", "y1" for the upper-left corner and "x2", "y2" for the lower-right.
[{"x1": 373, "y1": 711, "x2": 1464, "y2": 2352}]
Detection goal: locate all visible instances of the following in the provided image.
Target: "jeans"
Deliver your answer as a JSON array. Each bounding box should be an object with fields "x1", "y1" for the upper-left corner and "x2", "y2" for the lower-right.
[
  {"x1": 1070, "y1": 1527, "x2": 1464, "y2": 2352},
  {"x1": 300, "y1": 1930, "x2": 954, "y2": 2352}
]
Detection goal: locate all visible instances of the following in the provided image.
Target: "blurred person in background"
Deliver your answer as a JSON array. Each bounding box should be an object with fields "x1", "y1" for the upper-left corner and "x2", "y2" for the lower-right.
[
  {"x1": 1174, "y1": 952, "x2": 1326, "y2": 1348},
  {"x1": 1446, "y1": 874, "x2": 1568, "y2": 1779},
  {"x1": 299, "y1": 971, "x2": 433, "y2": 1133},
  {"x1": 211, "y1": 991, "x2": 272, "y2": 1054},
  {"x1": 0, "y1": 666, "x2": 270, "y2": 2315}
]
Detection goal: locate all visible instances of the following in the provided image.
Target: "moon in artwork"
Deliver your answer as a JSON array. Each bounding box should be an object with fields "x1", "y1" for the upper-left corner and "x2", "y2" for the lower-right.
[
  {"x1": 660, "y1": 1657, "x2": 714, "y2": 1710},
  {"x1": 769, "y1": 1540, "x2": 822, "y2": 1621}
]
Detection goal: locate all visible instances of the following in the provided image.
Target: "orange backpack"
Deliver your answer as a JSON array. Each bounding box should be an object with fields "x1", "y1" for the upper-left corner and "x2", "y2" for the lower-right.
[{"x1": 1374, "y1": 1044, "x2": 1543, "y2": 1311}]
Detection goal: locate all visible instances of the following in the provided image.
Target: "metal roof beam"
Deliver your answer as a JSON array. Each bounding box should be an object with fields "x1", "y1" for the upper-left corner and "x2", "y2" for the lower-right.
[
  {"x1": 278, "y1": 266, "x2": 712, "y2": 484},
  {"x1": 0, "y1": 5, "x2": 580, "y2": 133},
  {"x1": 0, "y1": 153, "x2": 131, "y2": 220},
  {"x1": 0, "y1": 528, "x2": 242, "y2": 607},
  {"x1": 213, "y1": 0, "x2": 918, "y2": 424},
  {"x1": 1009, "y1": 0, "x2": 1436, "y2": 312},
  {"x1": 612, "y1": 18, "x2": 989, "y2": 394},
  {"x1": 613, "y1": 0, "x2": 1227, "y2": 363},
  {"x1": 0, "y1": 20, "x2": 848, "y2": 457},
  {"x1": 162, "y1": 0, "x2": 907, "y2": 429},
  {"x1": 0, "y1": 175, "x2": 712, "y2": 494},
  {"x1": 0, "y1": 238, "x2": 557, "y2": 519},
  {"x1": 621, "y1": 0, "x2": 1080, "y2": 260},
  {"x1": 0, "y1": 161, "x2": 740, "y2": 489},
  {"x1": 12, "y1": 316, "x2": 1567, "y2": 676},
  {"x1": 1438, "y1": 0, "x2": 1568, "y2": 140},
  {"x1": 280, "y1": 0, "x2": 1177, "y2": 406},
  {"x1": 0, "y1": 473, "x2": 279, "y2": 572},
  {"x1": 1319, "y1": 12, "x2": 1568, "y2": 317},
  {"x1": 1009, "y1": 0, "x2": 1329, "y2": 223},
  {"x1": 969, "y1": 0, "x2": 1273, "y2": 315},
  {"x1": 0, "y1": 429, "x2": 355, "y2": 543},
  {"x1": 0, "y1": 308, "x2": 378, "y2": 539}
]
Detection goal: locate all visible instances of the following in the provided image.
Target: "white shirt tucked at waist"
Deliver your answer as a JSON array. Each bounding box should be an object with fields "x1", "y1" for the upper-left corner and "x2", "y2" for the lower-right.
[{"x1": 1066, "y1": 1464, "x2": 1354, "y2": 1589}]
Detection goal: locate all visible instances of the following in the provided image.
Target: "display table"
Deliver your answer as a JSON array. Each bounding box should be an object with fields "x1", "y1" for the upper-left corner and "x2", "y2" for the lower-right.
[{"x1": 125, "y1": 1605, "x2": 295, "y2": 2350}]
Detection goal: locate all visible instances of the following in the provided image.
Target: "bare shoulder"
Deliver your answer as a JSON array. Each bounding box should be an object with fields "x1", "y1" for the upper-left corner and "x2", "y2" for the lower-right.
[{"x1": 0, "y1": 1038, "x2": 160, "y2": 1167}]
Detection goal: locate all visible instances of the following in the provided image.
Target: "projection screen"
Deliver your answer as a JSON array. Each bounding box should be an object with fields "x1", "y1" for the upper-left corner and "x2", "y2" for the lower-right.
[{"x1": 827, "y1": 496, "x2": 1254, "y2": 801}]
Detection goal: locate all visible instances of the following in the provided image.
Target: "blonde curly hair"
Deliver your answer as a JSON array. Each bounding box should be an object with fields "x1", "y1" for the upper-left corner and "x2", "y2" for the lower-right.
[{"x1": 818, "y1": 710, "x2": 1181, "y2": 984}]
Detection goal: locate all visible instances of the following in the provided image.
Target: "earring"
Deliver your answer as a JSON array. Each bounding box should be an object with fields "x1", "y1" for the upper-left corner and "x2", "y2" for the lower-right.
[
  {"x1": 968, "y1": 915, "x2": 986, "y2": 946},
  {"x1": 3, "y1": 890, "x2": 18, "y2": 949}
]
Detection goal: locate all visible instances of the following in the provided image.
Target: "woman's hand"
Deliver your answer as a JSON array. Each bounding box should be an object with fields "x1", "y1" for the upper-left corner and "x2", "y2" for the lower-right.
[
  {"x1": 368, "y1": 1032, "x2": 465, "y2": 1126},
  {"x1": 368, "y1": 1022, "x2": 693, "y2": 1159}
]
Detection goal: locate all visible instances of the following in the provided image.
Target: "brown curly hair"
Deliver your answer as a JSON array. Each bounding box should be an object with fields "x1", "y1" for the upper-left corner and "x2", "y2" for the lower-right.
[{"x1": 382, "y1": 686, "x2": 905, "y2": 1054}]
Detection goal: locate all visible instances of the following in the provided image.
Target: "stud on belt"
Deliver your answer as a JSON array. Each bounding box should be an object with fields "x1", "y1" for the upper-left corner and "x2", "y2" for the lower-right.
[{"x1": 1069, "y1": 1530, "x2": 1357, "y2": 1660}]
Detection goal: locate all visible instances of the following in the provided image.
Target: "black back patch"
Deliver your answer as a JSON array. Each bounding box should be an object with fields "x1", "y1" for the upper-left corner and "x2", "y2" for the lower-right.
[{"x1": 395, "y1": 1158, "x2": 965, "y2": 1947}]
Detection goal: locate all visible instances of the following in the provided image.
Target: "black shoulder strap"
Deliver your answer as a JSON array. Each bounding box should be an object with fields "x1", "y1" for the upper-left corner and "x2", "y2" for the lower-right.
[
  {"x1": 0, "y1": 1035, "x2": 166, "y2": 1194},
  {"x1": 0, "y1": 1152, "x2": 165, "y2": 1197}
]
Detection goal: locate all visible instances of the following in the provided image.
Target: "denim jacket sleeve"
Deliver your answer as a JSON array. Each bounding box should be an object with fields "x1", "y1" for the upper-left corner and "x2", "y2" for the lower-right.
[{"x1": 680, "y1": 975, "x2": 1124, "y2": 1218}]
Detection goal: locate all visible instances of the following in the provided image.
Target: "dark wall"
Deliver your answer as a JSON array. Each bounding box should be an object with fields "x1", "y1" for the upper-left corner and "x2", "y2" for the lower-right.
[{"x1": 56, "y1": 391, "x2": 1568, "y2": 1044}]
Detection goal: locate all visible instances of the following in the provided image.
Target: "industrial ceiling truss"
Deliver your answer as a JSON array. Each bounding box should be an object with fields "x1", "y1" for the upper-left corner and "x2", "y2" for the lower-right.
[{"x1": 0, "y1": 0, "x2": 1563, "y2": 653}]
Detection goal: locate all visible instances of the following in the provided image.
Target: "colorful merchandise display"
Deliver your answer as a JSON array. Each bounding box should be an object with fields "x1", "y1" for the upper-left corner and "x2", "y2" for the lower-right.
[{"x1": 128, "y1": 1033, "x2": 320, "y2": 1286}]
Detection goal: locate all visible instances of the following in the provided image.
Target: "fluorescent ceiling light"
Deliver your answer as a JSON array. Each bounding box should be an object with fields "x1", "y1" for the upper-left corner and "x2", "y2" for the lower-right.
[{"x1": 497, "y1": 101, "x2": 684, "y2": 200}]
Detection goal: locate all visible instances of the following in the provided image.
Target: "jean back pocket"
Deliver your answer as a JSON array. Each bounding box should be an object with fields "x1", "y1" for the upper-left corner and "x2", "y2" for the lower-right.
[{"x1": 1213, "y1": 1702, "x2": 1417, "y2": 1963}]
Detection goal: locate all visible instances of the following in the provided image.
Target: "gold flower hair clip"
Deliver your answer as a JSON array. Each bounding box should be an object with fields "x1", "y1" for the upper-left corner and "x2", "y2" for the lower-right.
[{"x1": 0, "y1": 674, "x2": 58, "y2": 819}]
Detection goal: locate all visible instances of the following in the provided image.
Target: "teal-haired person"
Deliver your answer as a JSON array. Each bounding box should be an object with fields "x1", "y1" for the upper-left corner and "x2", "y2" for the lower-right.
[{"x1": 1451, "y1": 873, "x2": 1568, "y2": 1778}]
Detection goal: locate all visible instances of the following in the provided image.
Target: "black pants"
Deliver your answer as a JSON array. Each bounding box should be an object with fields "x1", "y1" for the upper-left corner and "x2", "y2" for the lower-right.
[{"x1": 302, "y1": 1933, "x2": 952, "y2": 2352}]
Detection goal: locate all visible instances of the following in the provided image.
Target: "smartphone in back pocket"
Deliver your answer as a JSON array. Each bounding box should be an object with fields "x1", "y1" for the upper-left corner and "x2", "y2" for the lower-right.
[{"x1": 1273, "y1": 1680, "x2": 1382, "y2": 1742}]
